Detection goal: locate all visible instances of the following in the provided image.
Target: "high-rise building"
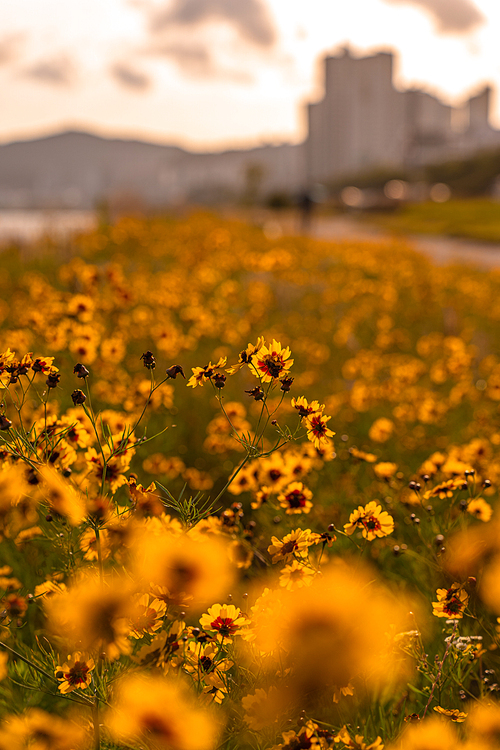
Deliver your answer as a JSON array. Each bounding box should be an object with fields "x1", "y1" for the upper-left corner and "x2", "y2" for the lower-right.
[{"x1": 306, "y1": 47, "x2": 500, "y2": 185}]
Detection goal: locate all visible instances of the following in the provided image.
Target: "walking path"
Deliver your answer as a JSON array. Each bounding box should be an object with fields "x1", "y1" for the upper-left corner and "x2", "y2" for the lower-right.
[{"x1": 309, "y1": 215, "x2": 500, "y2": 270}]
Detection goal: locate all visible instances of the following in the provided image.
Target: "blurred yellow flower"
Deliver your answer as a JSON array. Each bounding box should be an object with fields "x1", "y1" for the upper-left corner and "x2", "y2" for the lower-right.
[{"x1": 105, "y1": 673, "x2": 219, "y2": 750}]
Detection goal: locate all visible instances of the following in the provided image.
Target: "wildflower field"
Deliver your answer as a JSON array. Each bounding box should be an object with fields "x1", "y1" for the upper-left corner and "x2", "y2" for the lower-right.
[{"x1": 2, "y1": 212, "x2": 500, "y2": 749}]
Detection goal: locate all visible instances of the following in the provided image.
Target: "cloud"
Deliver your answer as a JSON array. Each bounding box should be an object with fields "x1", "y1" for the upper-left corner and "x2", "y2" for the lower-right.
[
  {"x1": 150, "y1": 0, "x2": 276, "y2": 47},
  {"x1": 111, "y1": 62, "x2": 151, "y2": 91},
  {"x1": 23, "y1": 55, "x2": 76, "y2": 86},
  {"x1": 384, "y1": 0, "x2": 485, "y2": 34},
  {"x1": 150, "y1": 41, "x2": 252, "y2": 82},
  {"x1": 0, "y1": 33, "x2": 25, "y2": 66}
]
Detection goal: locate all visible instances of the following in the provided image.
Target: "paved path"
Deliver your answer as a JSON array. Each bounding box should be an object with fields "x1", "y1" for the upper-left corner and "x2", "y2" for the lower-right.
[{"x1": 308, "y1": 215, "x2": 500, "y2": 270}]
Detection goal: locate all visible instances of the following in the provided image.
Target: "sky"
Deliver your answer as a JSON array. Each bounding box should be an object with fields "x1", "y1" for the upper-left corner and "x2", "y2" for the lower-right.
[{"x1": 1, "y1": 0, "x2": 499, "y2": 151}]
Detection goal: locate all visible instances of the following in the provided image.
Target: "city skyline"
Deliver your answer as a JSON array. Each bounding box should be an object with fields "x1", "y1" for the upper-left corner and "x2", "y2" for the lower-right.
[{"x1": 1, "y1": 0, "x2": 499, "y2": 150}]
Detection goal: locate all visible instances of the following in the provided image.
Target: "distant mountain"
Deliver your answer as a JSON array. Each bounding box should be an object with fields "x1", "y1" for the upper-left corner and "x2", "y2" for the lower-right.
[{"x1": 0, "y1": 130, "x2": 305, "y2": 209}]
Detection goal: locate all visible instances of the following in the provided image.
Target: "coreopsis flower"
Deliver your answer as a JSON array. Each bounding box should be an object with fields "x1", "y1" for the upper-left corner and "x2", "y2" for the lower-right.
[
  {"x1": 251, "y1": 339, "x2": 293, "y2": 383},
  {"x1": 368, "y1": 417, "x2": 394, "y2": 443},
  {"x1": 134, "y1": 621, "x2": 185, "y2": 670},
  {"x1": 332, "y1": 683, "x2": 354, "y2": 703},
  {"x1": 199, "y1": 603, "x2": 247, "y2": 642},
  {"x1": 467, "y1": 497, "x2": 493, "y2": 522},
  {"x1": 278, "y1": 481, "x2": 313, "y2": 515},
  {"x1": 128, "y1": 476, "x2": 165, "y2": 516},
  {"x1": 32, "y1": 356, "x2": 55, "y2": 374},
  {"x1": 66, "y1": 291, "x2": 94, "y2": 319},
  {"x1": 251, "y1": 485, "x2": 272, "y2": 509},
  {"x1": 268, "y1": 528, "x2": 316, "y2": 563},
  {"x1": 257, "y1": 455, "x2": 286, "y2": 490},
  {"x1": 279, "y1": 376, "x2": 294, "y2": 392},
  {"x1": 132, "y1": 531, "x2": 234, "y2": 611},
  {"x1": 433, "y1": 706, "x2": 467, "y2": 722},
  {"x1": 261, "y1": 563, "x2": 412, "y2": 703},
  {"x1": 226, "y1": 337, "x2": 265, "y2": 375},
  {"x1": 79, "y1": 527, "x2": 110, "y2": 561},
  {"x1": 105, "y1": 674, "x2": 219, "y2": 750},
  {"x1": 291, "y1": 396, "x2": 324, "y2": 418},
  {"x1": 2, "y1": 708, "x2": 88, "y2": 750},
  {"x1": 71, "y1": 389, "x2": 86, "y2": 405},
  {"x1": 423, "y1": 478, "x2": 464, "y2": 500},
  {"x1": 432, "y1": 583, "x2": 468, "y2": 619},
  {"x1": 129, "y1": 594, "x2": 167, "y2": 639},
  {"x1": 55, "y1": 652, "x2": 94, "y2": 693},
  {"x1": 350, "y1": 447, "x2": 377, "y2": 463},
  {"x1": 467, "y1": 700, "x2": 500, "y2": 743},
  {"x1": 344, "y1": 501, "x2": 395, "y2": 541},
  {"x1": 45, "y1": 573, "x2": 135, "y2": 660},
  {"x1": 1, "y1": 593, "x2": 28, "y2": 622},
  {"x1": 0, "y1": 416, "x2": 11, "y2": 430},
  {"x1": 45, "y1": 367, "x2": 61, "y2": 389},
  {"x1": 279, "y1": 560, "x2": 315, "y2": 590},
  {"x1": 335, "y1": 726, "x2": 384, "y2": 749},
  {"x1": 275, "y1": 720, "x2": 331, "y2": 750},
  {"x1": 166, "y1": 364, "x2": 186, "y2": 379},
  {"x1": 187, "y1": 357, "x2": 227, "y2": 388},
  {"x1": 141, "y1": 350, "x2": 156, "y2": 369},
  {"x1": 38, "y1": 466, "x2": 86, "y2": 526},
  {"x1": 183, "y1": 641, "x2": 232, "y2": 702},
  {"x1": 84, "y1": 446, "x2": 132, "y2": 494},
  {"x1": 374, "y1": 462, "x2": 398, "y2": 480},
  {"x1": 245, "y1": 386, "x2": 265, "y2": 401},
  {"x1": 391, "y1": 716, "x2": 458, "y2": 750},
  {"x1": 34, "y1": 579, "x2": 67, "y2": 599},
  {"x1": 0, "y1": 348, "x2": 16, "y2": 376},
  {"x1": 73, "y1": 362, "x2": 90, "y2": 379},
  {"x1": 305, "y1": 412, "x2": 335, "y2": 449}
]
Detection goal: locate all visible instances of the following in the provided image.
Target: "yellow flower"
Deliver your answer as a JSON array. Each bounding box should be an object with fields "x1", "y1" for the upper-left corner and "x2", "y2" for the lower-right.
[
  {"x1": 291, "y1": 396, "x2": 324, "y2": 418},
  {"x1": 128, "y1": 476, "x2": 165, "y2": 517},
  {"x1": 187, "y1": 357, "x2": 227, "y2": 388},
  {"x1": 335, "y1": 726, "x2": 384, "y2": 749},
  {"x1": 279, "y1": 560, "x2": 315, "y2": 590},
  {"x1": 368, "y1": 418, "x2": 394, "y2": 443},
  {"x1": 105, "y1": 673, "x2": 219, "y2": 750},
  {"x1": 55, "y1": 652, "x2": 94, "y2": 693},
  {"x1": 332, "y1": 683, "x2": 354, "y2": 703},
  {"x1": 305, "y1": 412, "x2": 335, "y2": 449},
  {"x1": 268, "y1": 528, "x2": 316, "y2": 563},
  {"x1": 390, "y1": 716, "x2": 458, "y2": 750},
  {"x1": 132, "y1": 531, "x2": 235, "y2": 611},
  {"x1": 433, "y1": 706, "x2": 467, "y2": 722},
  {"x1": 432, "y1": 583, "x2": 468, "y2": 619},
  {"x1": 277, "y1": 482, "x2": 313, "y2": 515},
  {"x1": 350, "y1": 447, "x2": 377, "y2": 463},
  {"x1": 467, "y1": 497, "x2": 493, "y2": 522},
  {"x1": 129, "y1": 594, "x2": 167, "y2": 639},
  {"x1": 344, "y1": 501, "x2": 395, "y2": 540},
  {"x1": 45, "y1": 573, "x2": 135, "y2": 660},
  {"x1": 199, "y1": 603, "x2": 247, "y2": 642},
  {"x1": 250, "y1": 339, "x2": 293, "y2": 383},
  {"x1": 374, "y1": 462, "x2": 398, "y2": 480},
  {"x1": 2, "y1": 708, "x2": 88, "y2": 750},
  {"x1": 226, "y1": 338, "x2": 265, "y2": 374},
  {"x1": 38, "y1": 466, "x2": 86, "y2": 526},
  {"x1": 79, "y1": 527, "x2": 110, "y2": 561}
]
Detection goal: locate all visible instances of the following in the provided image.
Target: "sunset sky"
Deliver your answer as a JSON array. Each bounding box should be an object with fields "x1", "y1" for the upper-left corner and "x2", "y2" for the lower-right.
[{"x1": 2, "y1": 0, "x2": 499, "y2": 151}]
